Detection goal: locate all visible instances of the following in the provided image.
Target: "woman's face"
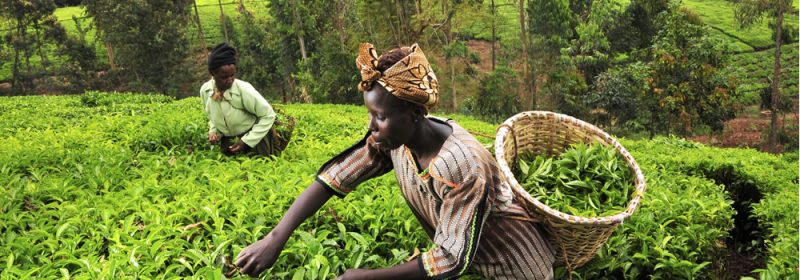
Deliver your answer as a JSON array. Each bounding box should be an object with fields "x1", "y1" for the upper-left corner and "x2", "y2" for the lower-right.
[
  {"x1": 211, "y1": 64, "x2": 236, "y2": 91},
  {"x1": 364, "y1": 85, "x2": 418, "y2": 152}
]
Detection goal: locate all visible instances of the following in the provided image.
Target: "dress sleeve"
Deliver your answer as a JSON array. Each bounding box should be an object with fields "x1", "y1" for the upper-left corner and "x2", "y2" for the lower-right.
[
  {"x1": 316, "y1": 133, "x2": 393, "y2": 198},
  {"x1": 239, "y1": 83, "x2": 276, "y2": 147},
  {"x1": 419, "y1": 174, "x2": 492, "y2": 279},
  {"x1": 199, "y1": 82, "x2": 218, "y2": 135}
]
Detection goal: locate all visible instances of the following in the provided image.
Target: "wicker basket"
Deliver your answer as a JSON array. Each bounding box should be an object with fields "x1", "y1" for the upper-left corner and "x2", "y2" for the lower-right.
[{"x1": 494, "y1": 111, "x2": 646, "y2": 271}]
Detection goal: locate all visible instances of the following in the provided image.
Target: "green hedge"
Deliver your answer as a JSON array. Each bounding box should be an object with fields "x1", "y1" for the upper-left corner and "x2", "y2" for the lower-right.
[
  {"x1": 622, "y1": 136, "x2": 799, "y2": 279},
  {"x1": 0, "y1": 93, "x2": 796, "y2": 279}
]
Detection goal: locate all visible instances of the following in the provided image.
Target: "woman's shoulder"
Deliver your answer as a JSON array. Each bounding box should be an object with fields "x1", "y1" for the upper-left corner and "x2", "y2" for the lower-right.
[
  {"x1": 231, "y1": 79, "x2": 261, "y2": 96},
  {"x1": 428, "y1": 123, "x2": 495, "y2": 186},
  {"x1": 200, "y1": 79, "x2": 214, "y2": 93}
]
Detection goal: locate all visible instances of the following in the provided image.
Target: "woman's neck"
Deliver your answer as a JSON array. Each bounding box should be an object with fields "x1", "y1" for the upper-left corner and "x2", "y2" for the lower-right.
[{"x1": 405, "y1": 118, "x2": 452, "y2": 160}]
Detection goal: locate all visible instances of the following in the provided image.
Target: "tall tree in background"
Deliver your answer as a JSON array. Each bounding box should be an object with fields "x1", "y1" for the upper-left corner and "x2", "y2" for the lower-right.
[
  {"x1": 490, "y1": 0, "x2": 497, "y2": 71},
  {"x1": 416, "y1": 0, "x2": 482, "y2": 112},
  {"x1": 192, "y1": 0, "x2": 207, "y2": 51},
  {"x1": 217, "y1": 0, "x2": 229, "y2": 43},
  {"x1": 83, "y1": 0, "x2": 194, "y2": 94},
  {"x1": 357, "y1": 0, "x2": 419, "y2": 46},
  {"x1": 1, "y1": 0, "x2": 59, "y2": 91},
  {"x1": 268, "y1": 0, "x2": 321, "y2": 103},
  {"x1": 734, "y1": 0, "x2": 794, "y2": 153},
  {"x1": 298, "y1": 0, "x2": 363, "y2": 104},
  {"x1": 645, "y1": 6, "x2": 736, "y2": 136},
  {"x1": 518, "y1": 0, "x2": 534, "y2": 109},
  {"x1": 610, "y1": 0, "x2": 670, "y2": 55},
  {"x1": 565, "y1": 0, "x2": 619, "y2": 85},
  {"x1": 527, "y1": 0, "x2": 577, "y2": 110},
  {"x1": 231, "y1": 4, "x2": 285, "y2": 101},
  {"x1": 443, "y1": 41, "x2": 471, "y2": 110}
]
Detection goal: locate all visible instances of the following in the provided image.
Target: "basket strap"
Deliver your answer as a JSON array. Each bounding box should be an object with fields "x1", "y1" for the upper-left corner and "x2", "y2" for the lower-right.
[
  {"x1": 466, "y1": 129, "x2": 495, "y2": 140},
  {"x1": 497, "y1": 124, "x2": 518, "y2": 166}
]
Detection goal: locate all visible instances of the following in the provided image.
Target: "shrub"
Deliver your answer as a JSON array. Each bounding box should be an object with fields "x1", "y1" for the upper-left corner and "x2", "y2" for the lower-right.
[{"x1": 0, "y1": 95, "x2": 795, "y2": 279}]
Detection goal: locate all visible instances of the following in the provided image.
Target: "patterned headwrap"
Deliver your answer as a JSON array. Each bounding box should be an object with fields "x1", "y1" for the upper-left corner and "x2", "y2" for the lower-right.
[{"x1": 356, "y1": 43, "x2": 439, "y2": 109}]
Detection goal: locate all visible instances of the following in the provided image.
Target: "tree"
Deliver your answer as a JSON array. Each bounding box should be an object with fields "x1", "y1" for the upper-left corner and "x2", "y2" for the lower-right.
[
  {"x1": 588, "y1": 62, "x2": 650, "y2": 131},
  {"x1": 527, "y1": 0, "x2": 577, "y2": 110},
  {"x1": 192, "y1": 0, "x2": 207, "y2": 51},
  {"x1": 518, "y1": 0, "x2": 534, "y2": 109},
  {"x1": 231, "y1": 7, "x2": 286, "y2": 101},
  {"x1": 607, "y1": 0, "x2": 670, "y2": 55},
  {"x1": 644, "y1": 7, "x2": 737, "y2": 136},
  {"x1": 443, "y1": 40, "x2": 478, "y2": 111},
  {"x1": 564, "y1": 0, "x2": 620, "y2": 85},
  {"x1": 415, "y1": 0, "x2": 482, "y2": 112},
  {"x1": 1, "y1": 0, "x2": 59, "y2": 91},
  {"x1": 356, "y1": 0, "x2": 419, "y2": 46},
  {"x1": 467, "y1": 66, "x2": 520, "y2": 122},
  {"x1": 217, "y1": 0, "x2": 229, "y2": 43},
  {"x1": 733, "y1": 0, "x2": 795, "y2": 153},
  {"x1": 266, "y1": 0, "x2": 322, "y2": 103},
  {"x1": 83, "y1": 0, "x2": 194, "y2": 95}
]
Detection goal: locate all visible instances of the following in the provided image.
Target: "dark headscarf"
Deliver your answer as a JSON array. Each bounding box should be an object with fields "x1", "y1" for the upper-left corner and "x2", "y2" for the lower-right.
[{"x1": 208, "y1": 43, "x2": 237, "y2": 72}]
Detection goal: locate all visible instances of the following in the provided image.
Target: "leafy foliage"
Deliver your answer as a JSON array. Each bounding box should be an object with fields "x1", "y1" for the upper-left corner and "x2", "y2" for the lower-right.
[
  {"x1": 587, "y1": 62, "x2": 650, "y2": 130},
  {"x1": 517, "y1": 143, "x2": 633, "y2": 217},
  {"x1": 644, "y1": 6, "x2": 737, "y2": 135},
  {"x1": 0, "y1": 94, "x2": 796, "y2": 279},
  {"x1": 464, "y1": 66, "x2": 519, "y2": 122},
  {"x1": 82, "y1": 0, "x2": 195, "y2": 95},
  {"x1": 0, "y1": 0, "x2": 86, "y2": 92}
]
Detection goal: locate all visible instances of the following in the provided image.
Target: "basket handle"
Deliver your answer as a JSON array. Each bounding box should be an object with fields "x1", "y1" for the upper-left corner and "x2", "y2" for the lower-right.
[{"x1": 497, "y1": 123, "x2": 518, "y2": 167}]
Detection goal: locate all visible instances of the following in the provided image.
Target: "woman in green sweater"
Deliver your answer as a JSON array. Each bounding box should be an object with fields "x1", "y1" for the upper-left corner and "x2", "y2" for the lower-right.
[{"x1": 200, "y1": 43, "x2": 277, "y2": 156}]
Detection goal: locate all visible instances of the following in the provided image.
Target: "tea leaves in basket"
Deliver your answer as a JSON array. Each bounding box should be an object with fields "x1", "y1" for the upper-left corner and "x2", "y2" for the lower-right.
[{"x1": 516, "y1": 143, "x2": 633, "y2": 217}]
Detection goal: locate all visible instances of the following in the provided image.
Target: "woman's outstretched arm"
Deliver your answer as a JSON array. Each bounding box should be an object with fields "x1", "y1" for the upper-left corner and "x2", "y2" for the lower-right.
[
  {"x1": 235, "y1": 180, "x2": 333, "y2": 277},
  {"x1": 337, "y1": 260, "x2": 427, "y2": 280}
]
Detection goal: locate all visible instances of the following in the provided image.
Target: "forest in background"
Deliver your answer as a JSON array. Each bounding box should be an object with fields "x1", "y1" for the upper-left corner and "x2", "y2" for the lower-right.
[{"x1": 0, "y1": 0, "x2": 798, "y2": 151}]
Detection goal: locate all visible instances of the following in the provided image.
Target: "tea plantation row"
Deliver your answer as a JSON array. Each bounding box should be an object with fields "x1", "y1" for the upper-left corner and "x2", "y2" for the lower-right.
[{"x1": 0, "y1": 93, "x2": 796, "y2": 279}]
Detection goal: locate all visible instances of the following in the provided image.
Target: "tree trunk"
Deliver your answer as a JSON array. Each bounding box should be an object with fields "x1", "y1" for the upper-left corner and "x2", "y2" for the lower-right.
[
  {"x1": 335, "y1": 0, "x2": 348, "y2": 51},
  {"x1": 106, "y1": 43, "x2": 116, "y2": 70},
  {"x1": 395, "y1": 0, "x2": 408, "y2": 44},
  {"x1": 519, "y1": 0, "x2": 532, "y2": 110},
  {"x1": 218, "y1": 0, "x2": 229, "y2": 43},
  {"x1": 20, "y1": 21, "x2": 31, "y2": 72},
  {"x1": 491, "y1": 0, "x2": 496, "y2": 71},
  {"x1": 292, "y1": 6, "x2": 308, "y2": 61},
  {"x1": 33, "y1": 21, "x2": 49, "y2": 71},
  {"x1": 768, "y1": 4, "x2": 784, "y2": 153},
  {"x1": 291, "y1": 5, "x2": 310, "y2": 103},
  {"x1": 451, "y1": 61, "x2": 457, "y2": 111},
  {"x1": 193, "y1": 0, "x2": 207, "y2": 51},
  {"x1": 12, "y1": 20, "x2": 21, "y2": 89}
]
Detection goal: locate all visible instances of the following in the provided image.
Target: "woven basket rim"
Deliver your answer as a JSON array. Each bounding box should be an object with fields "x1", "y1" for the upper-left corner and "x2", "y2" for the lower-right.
[{"x1": 494, "y1": 111, "x2": 647, "y2": 226}]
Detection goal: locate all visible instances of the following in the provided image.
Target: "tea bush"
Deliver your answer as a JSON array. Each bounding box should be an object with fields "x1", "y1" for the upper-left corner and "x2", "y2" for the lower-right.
[{"x1": 0, "y1": 93, "x2": 796, "y2": 279}]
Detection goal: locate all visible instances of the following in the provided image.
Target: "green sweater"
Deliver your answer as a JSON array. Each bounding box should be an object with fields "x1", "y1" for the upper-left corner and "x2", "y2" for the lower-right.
[{"x1": 200, "y1": 79, "x2": 276, "y2": 148}]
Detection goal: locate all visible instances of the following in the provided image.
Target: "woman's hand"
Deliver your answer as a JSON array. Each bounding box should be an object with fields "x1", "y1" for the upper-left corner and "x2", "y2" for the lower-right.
[
  {"x1": 228, "y1": 140, "x2": 249, "y2": 154},
  {"x1": 208, "y1": 132, "x2": 221, "y2": 144},
  {"x1": 336, "y1": 269, "x2": 372, "y2": 280},
  {"x1": 235, "y1": 230, "x2": 288, "y2": 277}
]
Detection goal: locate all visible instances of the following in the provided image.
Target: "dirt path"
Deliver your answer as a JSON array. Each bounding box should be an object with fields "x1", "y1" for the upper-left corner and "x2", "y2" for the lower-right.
[{"x1": 690, "y1": 110, "x2": 798, "y2": 152}]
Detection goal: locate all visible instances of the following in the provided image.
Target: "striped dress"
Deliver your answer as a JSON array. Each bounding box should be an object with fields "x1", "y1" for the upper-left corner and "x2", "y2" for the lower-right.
[{"x1": 317, "y1": 118, "x2": 556, "y2": 279}]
